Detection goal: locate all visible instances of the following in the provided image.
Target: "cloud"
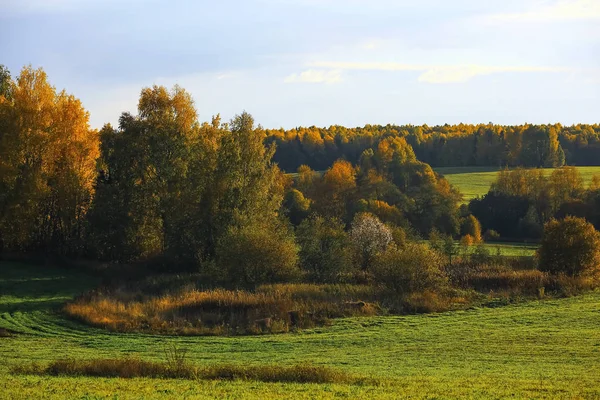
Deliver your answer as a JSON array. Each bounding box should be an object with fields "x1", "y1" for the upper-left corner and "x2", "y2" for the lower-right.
[
  {"x1": 284, "y1": 69, "x2": 342, "y2": 84},
  {"x1": 416, "y1": 66, "x2": 568, "y2": 83},
  {"x1": 484, "y1": 0, "x2": 600, "y2": 22},
  {"x1": 307, "y1": 61, "x2": 570, "y2": 83}
]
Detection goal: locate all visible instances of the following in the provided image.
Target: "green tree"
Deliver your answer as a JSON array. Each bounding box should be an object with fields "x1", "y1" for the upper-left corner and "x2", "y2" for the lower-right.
[
  {"x1": 520, "y1": 125, "x2": 564, "y2": 167},
  {"x1": 538, "y1": 216, "x2": 600, "y2": 277},
  {"x1": 206, "y1": 112, "x2": 285, "y2": 258},
  {"x1": 296, "y1": 215, "x2": 353, "y2": 282},
  {"x1": 88, "y1": 85, "x2": 199, "y2": 264},
  {"x1": 284, "y1": 189, "x2": 311, "y2": 226},
  {"x1": 216, "y1": 220, "x2": 300, "y2": 287},
  {"x1": 548, "y1": 166, "x2": 584, "y2": 212},
  {"x1": 0, "y1": 65, "x2": 11, "y2": 99},
  {"x1": 460, "y1": 215, "x2": 482, "y2": 243},
  {"x1": 372, "y1": 242, "x2": 447, "y2": 294}
]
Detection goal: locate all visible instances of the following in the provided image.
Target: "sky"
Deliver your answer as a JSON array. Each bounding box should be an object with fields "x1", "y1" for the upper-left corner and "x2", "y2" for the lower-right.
[{"x1": 1, "y1": 0, "x2": 599, "y2": 129}]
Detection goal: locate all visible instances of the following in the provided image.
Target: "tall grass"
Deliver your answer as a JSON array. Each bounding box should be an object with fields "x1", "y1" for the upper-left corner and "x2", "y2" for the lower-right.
[
  {"x1": 445, "y1": 258, "x2": 598, "y2": 298},
  {"x1": 11, "y1": 358, "x2": 366, "y2": 384},
  {"x1": 65, "y1": 284, "x2": 382, "y2": 335}
]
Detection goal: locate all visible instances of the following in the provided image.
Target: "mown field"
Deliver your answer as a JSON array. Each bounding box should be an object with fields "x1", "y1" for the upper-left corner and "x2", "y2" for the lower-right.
[
  {"x1": 1, "y1": 262, "x2": 600, "y2": 399},
  {"x1": 434, "y1": 166, "x2": 600, "y2": 203}
]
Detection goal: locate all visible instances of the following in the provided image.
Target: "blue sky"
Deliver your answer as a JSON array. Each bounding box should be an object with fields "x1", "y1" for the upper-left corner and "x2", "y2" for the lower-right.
[{"x1": 1, "y1": 0, "x2": 599, "y2": 129}]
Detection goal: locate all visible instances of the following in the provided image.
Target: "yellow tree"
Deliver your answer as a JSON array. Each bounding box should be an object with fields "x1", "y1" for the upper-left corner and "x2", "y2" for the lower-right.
[
  {"x1": 47, "y1": 91, "x2": 99, "y2": 252},
  {"x1": 0, "y1": 66, "x2": 99, "y2": 254},
  {"x1": 0, "y1": 66, "x2": 54, "y2": 249},
  {"x1": 547, "y1": 166, "x2": 584, "y2": 213},
  {"x1": 314, "y1": 159, "x2": 357, "y2": 220}
]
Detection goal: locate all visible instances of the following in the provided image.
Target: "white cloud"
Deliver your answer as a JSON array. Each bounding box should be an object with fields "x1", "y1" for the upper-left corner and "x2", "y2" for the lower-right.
[
  {"x1": 416, "y1": 65, "x2": 568, "y2": 83},
  {"x1": 485, "y1": 0, "x2": 600, "y2": 22},
  {"x1": 308, "y1": 62, "x2": 569, "y2": 83},
  {"x1": 284, "y1": 69, "x2": 342, "y2": 84}
]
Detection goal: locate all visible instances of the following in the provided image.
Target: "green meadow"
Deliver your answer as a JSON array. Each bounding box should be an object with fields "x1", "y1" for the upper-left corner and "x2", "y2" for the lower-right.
[
  {"x1": 434, "y1": 166, "x2": 600, "y2": 203},
  {"x1": 1, "y1": 262, "x2": 600, "y2": 399},
  {"x1": 465, "y1": 242, "x2": 538, "y2": 257}
]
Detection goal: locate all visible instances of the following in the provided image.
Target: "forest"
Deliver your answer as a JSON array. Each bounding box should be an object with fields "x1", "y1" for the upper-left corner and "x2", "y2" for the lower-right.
[
  {"x1": 267, "y1": 121, "x2": 600, "y2": 172},
  {"x1": 1, "y1": 64, "x2": 600, "y2": 335}
]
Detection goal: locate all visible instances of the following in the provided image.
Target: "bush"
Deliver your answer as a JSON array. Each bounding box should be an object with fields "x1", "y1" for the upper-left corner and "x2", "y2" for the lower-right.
[
  {"x1": 483, "y1": 229, "x2": 501, "y2": 241},
  {"x1": 216, "y1": 220, "x2": 300, "y2": 287},
  {"x1": 296, "y1": 215, "x2": 353, "y2": 282},
  {"x1": 372, "y1": 243, "x2": 447, "y2": 294},
  {"x1": 460, "y1": 234, "x2": 475, "y2": 247},
  {"x1": 538, "y1": 216, "x2": 600, "y2": 277},
  {"x1": 460, "y1": 215, "x2": 482, "y2": 243},
  {"x1": 350, "y1": 213, "x2": 393, "y2": 271}
]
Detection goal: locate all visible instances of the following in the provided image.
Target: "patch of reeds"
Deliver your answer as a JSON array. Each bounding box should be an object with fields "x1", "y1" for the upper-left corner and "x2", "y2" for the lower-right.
[
  {"x1": 446, "y1": 258, "x2": 598, "y2": 298},
  {"x1": 11, "y1": 358, "x2": 368, "y2": 384},
  {"x1": 65, "y1": 284, "x2": 382, "y2": 335}
]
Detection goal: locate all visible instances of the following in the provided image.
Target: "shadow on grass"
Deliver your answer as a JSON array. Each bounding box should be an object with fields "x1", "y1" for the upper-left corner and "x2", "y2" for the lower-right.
[{"x1": 0, "y1": 262, "x2": 99, "y2": 313}]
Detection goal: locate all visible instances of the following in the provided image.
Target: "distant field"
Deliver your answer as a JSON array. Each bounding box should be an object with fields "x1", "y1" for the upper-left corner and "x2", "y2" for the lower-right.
[
  {"x1": 435, "y1": 166, "x2": 600, "y2": 203},
  {"x1": 423, "y1": 240, "x2": 537, "y2": 256},
  {"x1": 468, "y1": 242, "x2": 537, "y2": 257},
  {"x1": 2, "y1": 262, "x2": 600, "y2": 399}
]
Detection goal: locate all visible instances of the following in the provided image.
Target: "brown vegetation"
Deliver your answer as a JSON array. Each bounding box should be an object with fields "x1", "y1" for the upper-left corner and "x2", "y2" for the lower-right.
[
  {"x1": 65, "y1": 284, "x2": 383, "y2": 335},
  {"x1": 11, "y1": 358, "x2": 366, "y2": 384}
]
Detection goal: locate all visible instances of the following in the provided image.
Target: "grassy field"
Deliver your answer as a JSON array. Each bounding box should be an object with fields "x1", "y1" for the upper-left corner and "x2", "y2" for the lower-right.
[
  {"x1": 423, "y1": 241, "x2": 538, "y2": 256},
  {"x1": 468, "y1": 242, "x2": 538, "y2": 257},
  {"x1": 435, "y1": 166, "x2": 600, "y2": 203},
  {"x1": 1, "y1": 262, "x2": 600, "y2": 399}
]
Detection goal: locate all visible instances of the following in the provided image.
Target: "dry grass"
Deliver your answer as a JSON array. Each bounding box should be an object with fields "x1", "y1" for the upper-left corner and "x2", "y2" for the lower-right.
[
  {"x1": 11, "y1": 358, "x2": 367, "y2": 384},
  {"x1": 65, "y1": 284, "x2": 382, "y2": 335},
  {"x1": 468, "y1": 267, "x2": 547, "y2": 296},
  {"x1": 446, "y1": 259, "x2": 599, "y2": 299}
]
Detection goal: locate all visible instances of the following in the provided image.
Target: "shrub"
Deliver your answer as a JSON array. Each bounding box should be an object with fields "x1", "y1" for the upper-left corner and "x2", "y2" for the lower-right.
[
  {"x1": 546, "y1": 274, "x2": 598, "y2": 297},
  {"x1": 296, "y1": 215, "x2": 353, "y2": 282},
  {"x1": 460, "y1": 234, "x2": 475, "y2": 247},
  {"x1": 372, "y1": 243, "x2": 447, "y2": 295},
  {"x1": 216, "y1": 220, "x2": 300, "y2": 287},
  {"x1": 538, "y1": 216, "x2": 600, "y2": 277},
  {"x1": 483, "y1": 229, "x2": 501, "y2": 241},
  {"x1": 350, "y1": 213, "x2": 393, "y2": 271},
  {"x1": 284, "y1": 189, "x2": 311, "y2": 225},
  {"x1": 461, "y1": 215, "x2": 482, "y2": 243}
]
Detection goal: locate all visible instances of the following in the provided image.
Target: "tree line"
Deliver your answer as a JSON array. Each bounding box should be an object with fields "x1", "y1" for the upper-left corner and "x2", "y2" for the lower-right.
[
  {"x1": 1, "y1": 64, "x2": 599, "y2": 290},
  {"x1": 0, "y1": 65, "x2": 463, "y2": 279},
  {"x1": 267, "y1": 122, "x2": 600, "y2": 172}
]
